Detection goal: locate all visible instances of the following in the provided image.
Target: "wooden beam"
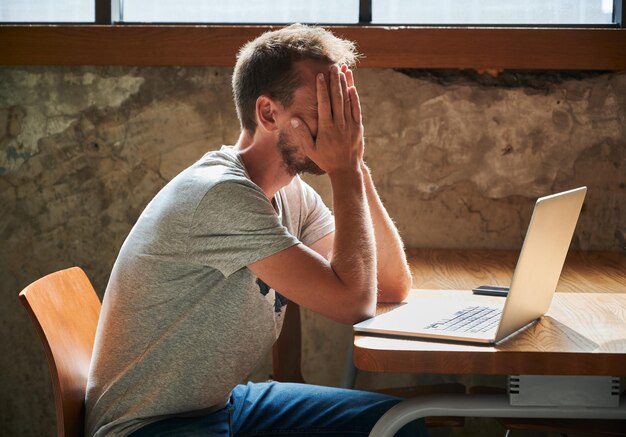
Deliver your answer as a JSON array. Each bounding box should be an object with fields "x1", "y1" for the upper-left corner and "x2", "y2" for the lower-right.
[{"x1": 1, "y1": 25, "x2": 625, "y2": 69}]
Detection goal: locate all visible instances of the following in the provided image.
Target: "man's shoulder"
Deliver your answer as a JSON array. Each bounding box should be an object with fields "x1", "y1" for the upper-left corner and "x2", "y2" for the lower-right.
[
  {"x1": 142, "y1": 147, "x2": 257, "y2": 220},
  {"x1": 181, "y1": 147, "x2": 257, "y2": 194}
]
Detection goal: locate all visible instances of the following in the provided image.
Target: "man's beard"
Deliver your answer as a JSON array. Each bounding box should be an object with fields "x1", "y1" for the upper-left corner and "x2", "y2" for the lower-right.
[{"x1": 277, "y1": 131, "x2": 325, "y2": 176}]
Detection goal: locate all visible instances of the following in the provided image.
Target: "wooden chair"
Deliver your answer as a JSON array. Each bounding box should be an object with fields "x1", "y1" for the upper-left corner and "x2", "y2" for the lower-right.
[{"x1": 19, "y1": 267, "x2": 101, "y2": 437}]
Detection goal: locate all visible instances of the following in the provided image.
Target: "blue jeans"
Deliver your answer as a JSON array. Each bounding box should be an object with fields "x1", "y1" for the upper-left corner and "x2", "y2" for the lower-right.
[{"x1": 130, "y1": 381, "x2": 428, "y2": 436}]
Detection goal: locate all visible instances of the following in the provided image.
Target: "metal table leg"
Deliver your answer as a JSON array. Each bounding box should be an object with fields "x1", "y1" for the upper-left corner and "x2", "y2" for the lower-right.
[{"x1": 369, "y1": 394, "x2": 626, "y2": 437}]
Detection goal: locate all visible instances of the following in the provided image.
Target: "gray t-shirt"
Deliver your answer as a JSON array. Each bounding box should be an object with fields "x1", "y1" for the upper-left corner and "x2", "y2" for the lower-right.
[{"x1": 85, "y1": 146, "x2": 334, "y2": 437}]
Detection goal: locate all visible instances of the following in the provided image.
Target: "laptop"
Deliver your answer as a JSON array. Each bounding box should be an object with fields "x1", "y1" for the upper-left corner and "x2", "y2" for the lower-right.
[{"x1": 354, "y1": 186, "x2": 587, "y2": 345}]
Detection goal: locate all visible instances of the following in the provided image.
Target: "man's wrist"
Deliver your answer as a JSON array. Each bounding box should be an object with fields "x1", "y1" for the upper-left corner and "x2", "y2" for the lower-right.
[
  {"x1": 327, "y1": 164, "x2": 364, "y2": 183},
  {"x1": 328, "y1": 169, "x2": 365, "y2": 198},
  {"x1": 360, "y1": 161, "x2": 370, "y2": 174},
  {"x1": 360, "y1": 162, "x2": 373, "y2": 183}
]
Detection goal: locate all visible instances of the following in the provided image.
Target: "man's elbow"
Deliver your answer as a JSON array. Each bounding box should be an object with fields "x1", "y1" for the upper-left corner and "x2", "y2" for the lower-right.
[
  {"x1": 346, "y1": 306, "x2": 376, "y2": 325},
  {"x1": 379, "y1": 272, "x2": 413, "y2": 303},
  {"x1": 397, "y1": 271, "x2": 413, "y2": 300},
  {"x1": 341, "y1": 288, "x2": 377, "y2": 325}
]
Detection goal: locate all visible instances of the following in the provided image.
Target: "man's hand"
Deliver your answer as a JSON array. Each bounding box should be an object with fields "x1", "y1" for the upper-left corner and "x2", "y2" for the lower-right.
[{"x1": 291, "y1": 64, "x2": 364, "y2": 176}]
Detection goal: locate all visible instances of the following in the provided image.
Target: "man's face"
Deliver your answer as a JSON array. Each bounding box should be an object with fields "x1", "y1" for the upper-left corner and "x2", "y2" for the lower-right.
[
  {"x1": 275, "y1": 60, "x2": 332, "y2": 176},
  {"x1": 276, "y1": 132, "x2": 324, "y2": 176}
]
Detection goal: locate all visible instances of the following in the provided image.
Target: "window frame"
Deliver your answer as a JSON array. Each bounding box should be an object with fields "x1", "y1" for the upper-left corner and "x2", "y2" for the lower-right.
[
  {"x1": 1, "y1": 0, "x2": 624, "y2": 70},
  {"x1": 93, "y1": 0, "x2": 625, "y2": 27}
]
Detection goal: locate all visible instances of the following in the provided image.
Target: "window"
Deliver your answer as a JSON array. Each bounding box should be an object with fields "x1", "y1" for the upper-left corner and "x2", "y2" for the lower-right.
[
  {"x1": 371, "y1": 0, "x2": 616, "y2": 26},
  {"x1": 1, "y1": 0, "x2": 622, "y2": 26},
  {"x1": 0, "y1": 0, "x2": 93, "y2": 23},
  {"x1": 121, "y1": 0, "x2": 358, "y2": 24}
]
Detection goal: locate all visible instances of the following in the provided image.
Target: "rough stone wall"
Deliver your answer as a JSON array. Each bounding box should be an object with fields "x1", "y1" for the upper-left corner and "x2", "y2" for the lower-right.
[
  {"x1": 1, "y1": 66, "x2": 624, "y2": 436},
  {"x1": 355, "y1": 69, "x2": 625, "y2": 252}
]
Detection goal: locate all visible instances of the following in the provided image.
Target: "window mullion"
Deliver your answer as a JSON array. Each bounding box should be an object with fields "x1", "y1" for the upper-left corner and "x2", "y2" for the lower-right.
[
  {"x1": 359, "y1": 0, "x2": 372, "y2": 24},
  {"x1": 95, "y1": 0, "x2": 121, "y2": 24}
]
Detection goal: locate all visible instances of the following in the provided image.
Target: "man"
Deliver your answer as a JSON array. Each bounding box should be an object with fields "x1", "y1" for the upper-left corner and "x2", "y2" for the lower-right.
[{"x1": 85, "y1": 24, "x2": 426, "y2": 436}]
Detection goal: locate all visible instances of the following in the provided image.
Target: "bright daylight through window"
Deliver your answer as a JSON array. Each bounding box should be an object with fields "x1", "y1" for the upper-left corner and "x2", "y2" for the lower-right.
[{"x1": 0, "y1": 0, "x2": 618, "y2": 25}]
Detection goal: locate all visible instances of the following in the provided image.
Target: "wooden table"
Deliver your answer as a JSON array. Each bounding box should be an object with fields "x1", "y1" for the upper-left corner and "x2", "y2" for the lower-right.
[{"x1": 353, "y1": 249, "x2": 626, "y2": 436}]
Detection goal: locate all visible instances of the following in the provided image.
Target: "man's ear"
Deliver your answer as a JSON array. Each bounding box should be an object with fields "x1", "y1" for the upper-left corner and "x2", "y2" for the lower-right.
[{"x1": 255, "y1": 95, "x2": 280, "y2": 133}]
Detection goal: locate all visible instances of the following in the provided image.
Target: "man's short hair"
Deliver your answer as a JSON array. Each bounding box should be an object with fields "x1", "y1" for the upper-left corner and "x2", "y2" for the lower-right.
[{"x1": 232, "y1": 23, "x2": 358, "y2": 134}]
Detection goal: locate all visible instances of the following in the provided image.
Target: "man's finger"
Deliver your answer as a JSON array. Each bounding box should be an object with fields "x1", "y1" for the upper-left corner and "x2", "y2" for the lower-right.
[
  {"x1": 341, "y1": 72, "x2": 351, "y2": 123},
  {"x1": 345, "y1": 68, "x2": 355, "y2": 88},
  {"x1": 349, "y1": 86, "x2": 362, "y2": 124},
  {"x1": 329, "y1": 65, "x2": 343, "y2": 124},
  {"x1": 316, "y1": 73, "x2": 331, "y2": 125}
]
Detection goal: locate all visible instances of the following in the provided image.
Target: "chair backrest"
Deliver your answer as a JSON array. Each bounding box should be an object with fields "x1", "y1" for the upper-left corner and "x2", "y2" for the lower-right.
[{"x1": 19, "y1": 267, "x2": 101, "y2": 437}]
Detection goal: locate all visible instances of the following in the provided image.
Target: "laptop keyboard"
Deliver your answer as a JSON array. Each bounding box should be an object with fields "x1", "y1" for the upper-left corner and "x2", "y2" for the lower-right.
[{"x1": 424, "y1": 306, "x2": 501, "y2": 333}]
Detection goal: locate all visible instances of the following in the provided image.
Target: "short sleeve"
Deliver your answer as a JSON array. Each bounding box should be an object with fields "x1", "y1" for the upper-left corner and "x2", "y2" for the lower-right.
[
  {"x1": 187, "y1": 180, "x2": 299, "y2": 277},
  {"x1": 298, "y1": 179, "x2": 335, "y2": 247}
]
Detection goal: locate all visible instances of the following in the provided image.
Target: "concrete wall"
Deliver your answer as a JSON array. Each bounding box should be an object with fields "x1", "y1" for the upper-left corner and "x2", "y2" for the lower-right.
[{"x1": 1, "y1": 66, "x2": 624, "y2": 436}]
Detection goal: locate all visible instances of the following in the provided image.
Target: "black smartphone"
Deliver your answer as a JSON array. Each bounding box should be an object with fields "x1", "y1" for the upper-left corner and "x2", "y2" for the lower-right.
[{"x1": 472, "y1": 285, "x2": 510, "y2": 297}]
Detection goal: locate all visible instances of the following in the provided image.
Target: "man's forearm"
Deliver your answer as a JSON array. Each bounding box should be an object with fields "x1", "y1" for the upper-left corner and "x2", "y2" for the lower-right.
[
  {"x1": 329, "y1": 168, "x2": 377, "y2": 318},
  {"x1": 361, "y1": 164, "x2": 412, "y2": 302}
]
